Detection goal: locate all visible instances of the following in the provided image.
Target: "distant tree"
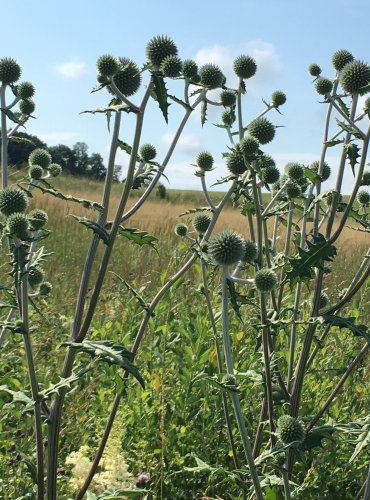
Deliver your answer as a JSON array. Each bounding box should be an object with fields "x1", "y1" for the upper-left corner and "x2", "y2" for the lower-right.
[
  {"x1": 113, "y1": 164, "x2": 122, "y2": 183},
  {"x1": 72, "y1": 142, "x2": 89, "y2": 176},
  {"x1": 87, "y1": 153, "x2": 106, "y2": 180},
  {"x1": 156, "y1": 183, "x2": 167, "y2": 200},
  {"x1": 6, "y1": 132, "x2": 47, "y2": 167},
  {"x1": 49, "y1": 144, "x2": 75, "y2": 173}
]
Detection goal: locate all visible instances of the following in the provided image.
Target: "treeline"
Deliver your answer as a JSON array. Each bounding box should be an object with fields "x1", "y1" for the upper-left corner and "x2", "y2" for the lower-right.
[{"x1": 6, "y1": 131, "x2": 121, "y2": 181}]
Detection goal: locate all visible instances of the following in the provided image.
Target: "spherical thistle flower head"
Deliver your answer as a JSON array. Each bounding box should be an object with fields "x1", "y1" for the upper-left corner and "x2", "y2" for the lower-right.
[
  {"x1": 239, "y1": 136, "x2": 259, "y2": 157},
  {"x1": 233, "y1": 55, "x2": 257, "y2": 80},
  {"x1": 364, "y1": 96, "x2": 370, "y2": 114},
  {"x1": 297, "y1": 176, "x2": 309, "y2": 193},
  {"x1": 258, "y1": 155, "x2": 276, "y2": 170},
  {"x1": 29, "y1": 148, "x2": 52, "y2": 169},
  {"x1": 357, "y1": 190, "x2": 370, "y2": 206},
  {"x1": 146, "y1": 35, "x2": 178, "y2": 67},
  {"x1": 272, "y1": 180, "x2": 281, "y2": 197},
  {"x1": 262, "y1": 165, "x2": 280, "y2": 185},
  {"x1": 0, "y1": 57, "x2": 21, "y2": 84},
  {"x1": 271, "y1": 90, "x2": 287, "y2": 107},
  {"x1": 160, "y1": 55, "x2": 182, "y2": 78},
  {"x1": 196, "y1": 151, "x2": 214, "y2": 171},
  {"x1": 308, "y1": 63, "x2": 322, "y2": 77},
  {"x1": 199, "y1": 64, "x2": 225, "y2": 89},
  {"x1": 28, "y1": 267, "x2": 44, "y2": 288},
  {"x1": 0, "y1": 188, "x2": 28, "y2": 217},
  {"x1": 221, "y1": 109, "x2": 235, "y2": 127},
  {"x1": 220, "y1": 89, "x2": 237, "y2": 107},
  {"x1": 310, "y1": 160, "x2": 331, "y2": 182},
  {"x1": 6, "y1": 212, "x2": 29, "y2": 239},
  {"x1": 319, "y1": 292, "x2": 329, "y2": 309},
  {"x1": 332, "y1": 49, "x2": 354, "y2": 72},
  {"x1": 19, "y1": 99, "x2": 35, "y2": 116},
  {"x1": 277, "y1": 415, "x2": 305, "y2": 445},
  {"x1": 192, "y1": 213, "x2": 211, "y2": 234},
  {"x1": 28, "y1": 208, "x2": 48, "y2": 231},
  {"x1": 248, "y1": 117, "x2": 275, "y2": 145},
  {"x1": 285, "y1": 162, "x2": 305, "y2": 181},
  {"x1": 96, "y1": 54, "x2": 119, "y2": 78},
  {"x1": 286, "y1": 181, "x2": 302, "y2": 199},
  {"x1": 325, "y1": 191, "x2": 342, "y2": 206},
  {"x1": 254, "y1": 268, "x2": 277, "y2": 293},
  {"x1": 16, "y1": 81, "x2": 35, "y2": 99},
  {"x1": 182, "y1": 59, "x2": 198, "y2": 79},
  {"x1": 226, "y1": 151, "x2": 247, "y2": 176},
  {"x1": 340, "y1": 60, "x2": 370, "y2": 95},
  {"x1": 48, "y1": 163, "x2": 62, "y2": 177},
  {"x1": 29, "y1": 165, "x2": 43, "y2": 180},
  {"x1": 175, "y1": 223, "x2": 188, "y2": 237},
  {"x1": 243, "y1": 239, "x2": 258, "y2": 263},
  {"x1": 113, "y1": 57, "x2": 141, "y2": 97},
  {"x1": 361, "y1": 170, "x2": 370, "y2": 186},
  {"x1": 39, "y1": 281, "x2": 52, "y2": 296},
  {"x1": 315, "y1": 77, "x2": 333, "y2": 96},
  {"x1": 140, "y1": 143, "x2": 157, "y2": 162},
  {"x1": 208, "y1": 230, "x2": 245, "y2": 266}
]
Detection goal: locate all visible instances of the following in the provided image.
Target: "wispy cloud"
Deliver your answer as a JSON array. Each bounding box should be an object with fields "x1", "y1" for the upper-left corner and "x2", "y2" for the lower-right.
[
  {"x1": 162, "y1": 132, "x2": 202, "y2": 154},
  {"x1": 55, "y1": 58, "x2": 87, "y2": 79},
  {"x1": 36, "y1": 131, "x2": 78, "y2": 145}
]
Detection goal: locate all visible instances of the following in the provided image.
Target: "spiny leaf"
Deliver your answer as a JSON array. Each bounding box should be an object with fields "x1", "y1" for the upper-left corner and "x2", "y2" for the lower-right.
[
  {"x1": 71, "y1": 216, "x2": 110, "y2": 245},
  {"x1": 345, "y1": 143, "x2": 360, "y2": 176},
  {"x1": 321, "y1": 314, "x2": 370, "y2": 344},
  {"x1": 285, "y1": 234, "x2": 337, "y2": 286},
  {"x1": 179, "y1": 206, "x2": 213, "y2": 217},
  {"x1": 30, "y1": 246, "x2": 53, "y2": 270},
  {"x1": 40, "y1": 372, "x2": 87, "y2": 401},
  {"x1": 151, "y1": 73, "x2": 170, "y2": 123},
  {"x1": 0, "y1": 385, "x2": 33, "y2": 407},
  {"x1": 324, "y1": 139, "x2": 345, "y2": 147},
  {"x1": 30, "y1": 180, "x2": 104, "y2": 212},
  {"x1": 8, "y1": 135, "x2": 35, "y2": 145},
  {"x1": 334, "y1": 95, "x2": 350, "y2": 117},
  {"x1": 201, "y1": 100, "x2": 207, "y2": 127},
  {"x1": 65, "y1": 340, "x2": 145, "y2": 388},
  {"x1": 118, "y1": 227, "x2": 158, "y2": 253},
  {"x1": 80, "y1": 104, "x2": 130, "y2": 116},
  {"x1": 1, "y1": 107, "x2": 24, "y2": 125},
  {"x1": 168, "y1": 93, "x2": 191, "y2": 110},
  {"x1": 349, "y1": 425, "x2": 370, "y2": 462},
  {"x1": 112, "y1": 271, "x2": 153, "y2": 315},
  {"x1": 335, "y1": 119, "x2": 364, "y2": 140},
  {"x1": 301, "y1": 425, "x2": 337, "y2": 451},
  {"x1": 117, "y1": 140, "x2": 132, "y2": 155}
]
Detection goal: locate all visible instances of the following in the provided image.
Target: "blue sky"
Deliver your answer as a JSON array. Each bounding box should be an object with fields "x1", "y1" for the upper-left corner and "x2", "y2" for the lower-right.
[{"x1": 2, "y1": 0, "x2": 370, "y2": 191}]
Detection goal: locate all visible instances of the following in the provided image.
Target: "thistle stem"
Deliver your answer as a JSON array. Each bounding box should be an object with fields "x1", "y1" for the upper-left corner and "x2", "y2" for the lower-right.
[{"x1": 1, "y1": 85, "x2": 8, "y2": 189}]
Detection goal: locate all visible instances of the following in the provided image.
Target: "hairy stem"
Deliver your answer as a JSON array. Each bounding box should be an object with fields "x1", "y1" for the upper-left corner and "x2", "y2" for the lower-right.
[{"x1": 1, "y1": 85, "x2": 8, "y2": 188}]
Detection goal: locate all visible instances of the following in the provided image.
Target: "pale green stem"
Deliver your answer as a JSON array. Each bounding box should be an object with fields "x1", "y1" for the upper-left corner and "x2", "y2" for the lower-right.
[
  {"x1": 363, "y1": 463, "x2": 370, "y2": 500},
  {"x1": 200, "y1": 174, "x2": 216, "y2": 210},
  {"x1": 1, "y1": 85, "x2": 8, "y2": 189},
  {"x1": 221, "y1": 268, "x2": 263, "y2": 500},
  {"x1": 237, "y1": 78, "x2": 244, "y2": 141}
]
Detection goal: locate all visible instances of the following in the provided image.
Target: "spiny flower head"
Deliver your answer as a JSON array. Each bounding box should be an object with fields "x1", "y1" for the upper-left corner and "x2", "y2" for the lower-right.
[
  {"x1": 6, "y1": 212, "x2": 29, "y2": 239},
  {"x1": 262, "y1": 165, "x2": 280, "y2": 185},
  {"x1": 332, "y1": 49, "x2": 354, "y2": 72},
  {"x1": 308, "y1": 63, "x2": 321, "y2": 77},
  {"x1": 254, "y1": 268, "x2": 277, "y2": 293},
  {"x1": 28, "y1": 267, "x2": 44, "y2": 288},
  {"x1": 258, "y1": 155, "x2": 276, "y2": 169},
  {"x1": 248, "y1": 117, "x2": 275, "y2": 144},
  {"x1": 220, "y1": 89, "x2": 237, "y2": 107},
  {"x1": 364, "y1": 96, "x2": 370, "y2": 114},
  {"x1": 0, "y1": 188, "x2": 28, "y2": 217},
  {"x1": 361, "y1": 170, "x2": 370, "y2": 186},
  {"x1": 277, "y1": 415, "x2": 305, "y2": 445},
  {"x1": 113, "y1": 57, "x2": 141, "y2": 97},
  {"x1": 221, "y1": 109, "x2": 235, "y2": 127},
  {"x1": 199, "y1": 64, "x2": 225, "y2": 89},
  {"x1": 16, "y1": 81, "x2": 35, "y2": 99},
  {"x1": 192, "y1": 214, "x2": 211, "y2": 234},
  {"x1": 140, "y1": 144, "x2": 157, "y2": 162},
  {"x1": 28, "y1": 209, "x2": 48, "y2": 231},
  {"x1": 233, "y1": 55, "x2": 257, "y2": 79},
  {"x1": 310, "y1": 160, "x2": 331, "y2": 182},
  {"x1": 0, "y1": 57, "x2": 21, "y2": 84},
  {"x1": 182, "y1": 59, "x2": 198, "y2": 79},
  {"x1": 315, "y1": 77, "x2": 333, "y2": 95},
  {"x1": 174, "y1": 223, "x2": 188, "y2": 237},
  {"x1": 208, "y1": 230, "x2": 245, "y2": 266},
  {"x1": 357, "y1": 190, "x2": 370, "y2": 205},
  {"x1": 160, "y1": 55, "x2": 182, "y2": 78},
  {"x1": 286, "y1": 181, "x2": 301, "y2": 199},
  {"x1": 339, "y1": 60, "x2": 370, "y2": 95},
  {"x1": 271, "y1": 90, "x2": 286, "y2": 107},
  {"x1": 29, "y1": 165, "x2": 43, "y2": 180},
  {"x1": 243, "y1": 240, "x2": 258, "y2": 263},
  {"x1": 285, "y1": 162, "x2": 305, "y2": 181},
  {"x1": 19, "y1": 99, "x2": 35, "y2": 116},
  {"x1": 196, "y1": 151, "x2": 214, "y2": 171},
  {"x1": 239, "y1": 136, "x2": 259, "y2": 157},
  {"x1": 48, "y1": 163, "x2": 62, "y2": 177},
  {"x1": 39, "y1": 282, "x2": 52, "y2": 296},
  {"x1": 96, "y1": 54, "x2": 119, "y2": 77},
  {"x1": 146, "y1": 35, "x2": 178, "y2": 67},
  {"x1": 29, "y1": 148, "x2": 52, "y2": 169},
  {"x1": 226, "y1": 151, "x2": 247, "y2": 176}
]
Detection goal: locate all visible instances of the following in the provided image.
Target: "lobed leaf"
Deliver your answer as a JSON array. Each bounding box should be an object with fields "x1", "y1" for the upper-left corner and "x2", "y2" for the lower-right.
[{"x1": 118, "y1": 226, "x2": 158, "y2": 253}]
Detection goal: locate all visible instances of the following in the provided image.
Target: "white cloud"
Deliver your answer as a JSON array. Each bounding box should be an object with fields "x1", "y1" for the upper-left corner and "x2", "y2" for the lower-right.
[
  {"x1": 194, "y1": 39, "x2": 282, "y2": 90},
  {"x1": 36, "y1": 131, "x2": 78, "y2": 145},
  {"x1": 55, "y1": 58, "x2": 87, "y2": 79},
  {"x1": 162, "y1": 132, "x2": 202, "y2": 154}
]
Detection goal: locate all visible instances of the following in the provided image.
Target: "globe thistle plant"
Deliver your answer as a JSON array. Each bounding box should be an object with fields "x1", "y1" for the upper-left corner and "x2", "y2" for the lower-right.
[
  {"x1": 271, "y1": 91, "x2": 286, "y2": 107},
  {"x1": 361, "y1": 170, "x2": 370, "y2": 186},
  {"x1": 208, "y1": 230, "x2": 245, "y2": 266},
  {"x1": 19, "y1": 99, "x2": 35, "y2": 116},
  {"x1": 16, "y1": 81, "x2": 35, "y2": 99},
  {"x1": 226, "y1": 151, "x2": 247, "y2": 175},
  {"x1": 254, "y1": 269, "x2": 277, "y2": 293},
  {"x1": 174, "y1": 223, "x2": 188, "y2": 237},
  {"x1": 277, "y1": 416, "x2": 305, "y2": 445},
  {"x1": 0, "y1": 188, "x2": 28, "y2": 217},
  {"x1": 315, "y1": 77, "x2": 333, "y2": 95},
  {"x1": 285, "y1": 162, "x2": 304, "y2": 181},
  {"x1": 221, "y1": 109, "x2": 235, "y2": 127},
  {"x1": 96, "y1": 54, "x2": 119, "y2": 78},
  {"x1": 239, "y1": 136, "x2": 259, "y2": 157},
  {"x1": 182, "y1": 59, "x2": 198, "y2": 79},
  {"x1": 339, "y1": 60, "x2": 370, "y2": 95},
  {"x1": 220, "y1": 89, "x2": 237, "y2": 107},
  {"x1": 310, "y1": 160, "x2": 331, "y2": 182},
  {"x1": 113, "y1": 58, "x2": 141, "y2": 97},
  {"x1": 233, "y1": 55, "x2": 257, "y2": 79},
  {"x1": 160, "y1": 55, "x2": 182, "y2": 78},
  {"x1": 357, "y1": 190, "x2": 370, "y2": 205},
  {"x1": 262, "y1": 165, "x2": 280, "y2": 185},
  {"x1": 48, "y1": 163, "x2": 62, "y2": 177},
  {"x1": 199, "y1": 64, "x2": 225, "y2": 89},
  {"x1": 6, "y1": 212, "x2": 29, "y2": 239},
  {"x1": 0, "y1": 57, "x2": 21, "y2": 84},
  {"x1": 29, "y1": 148, "x2": 52, "y2": 169},
  {"x1": 248, "y1": 117, "x2": 275, "y2": 144},
  {"x1": 140, "y1": 144, "x2": 157, "y2": 162},
  {"x1": 243, "y1": 240, "x2": 258, "y2": 263},
  {"x1": 28, "y1": 267, "x2": 44, "y2": 288},
  {"x1": 29, "y1": 165, "x2": 43, "y2": 180},
  {"x1": 192, "y1": 214, "x2": 211, "y2": 234},
  {"x1": 308, "y1": 63, "x2": 321, "y2": 77},
  {"x1": 146, "y1": 35, "x2": 178, "y2": 67},
  {"x1": 332, "y1": 49, "x2": 354, "y2": 72},
  {"x1": 28, "y1": 209, "x2": 48, "y2": 231}
]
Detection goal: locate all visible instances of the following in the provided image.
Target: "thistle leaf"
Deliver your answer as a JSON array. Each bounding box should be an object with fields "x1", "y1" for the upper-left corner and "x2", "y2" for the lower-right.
[
  {"x1": 71, "y1": 216, "x2": 110, "y2": 245},
  {"x1": 112, "y1": 271, "x2": 153, "y2": 314},
  {"x1": 118, "y1": 227, "x2": 158, "y2": 253},
  {"x1": 201, "y1": 100, "x2": 207, "y2": 127},
  {"x1": 179, "y1": 206, "x2": 213, "y2": 217},
  {"x1": 321, "y1": 314, "x2": 370, "y2": 344},
  {"x1": 151, "y1": 73, "x2": 170, "y2": 123},
  {"x1": 345, "y1": 143, "x2": 360, "y2": 176}
]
